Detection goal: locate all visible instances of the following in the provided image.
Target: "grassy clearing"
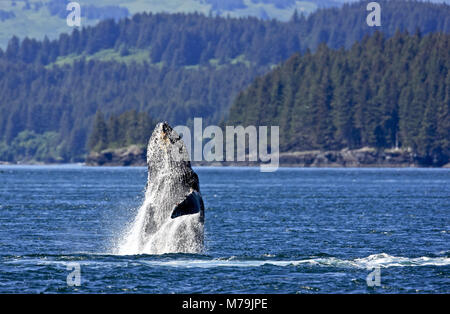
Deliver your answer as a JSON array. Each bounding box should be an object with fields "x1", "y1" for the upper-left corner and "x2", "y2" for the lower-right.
[
  {"x1": 45, "y1": 47, "x2": 151, "y2": 68},
  {"x1": 46, "y1": 47, "x2": 257, "y2": 69}
]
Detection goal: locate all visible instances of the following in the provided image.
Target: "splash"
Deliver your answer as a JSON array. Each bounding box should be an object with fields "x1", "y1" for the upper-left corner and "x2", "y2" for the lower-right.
[{"x1": 117, "y1": 197, "x2": 204, "y2": 255}]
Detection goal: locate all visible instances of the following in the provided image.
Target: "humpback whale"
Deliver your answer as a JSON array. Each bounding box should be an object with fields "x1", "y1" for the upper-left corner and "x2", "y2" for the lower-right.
[{"x1": 118, "y1": 122, "x2": 205, "y2": 254}]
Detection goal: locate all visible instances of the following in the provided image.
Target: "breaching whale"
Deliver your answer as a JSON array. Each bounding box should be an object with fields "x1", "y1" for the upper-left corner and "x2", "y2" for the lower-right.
[{"x1": 118, "y1": 122, "x2": 205, "y2": 254}]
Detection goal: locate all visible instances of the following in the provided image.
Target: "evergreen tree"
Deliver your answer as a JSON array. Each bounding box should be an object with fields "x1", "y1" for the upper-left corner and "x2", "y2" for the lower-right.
[{"x1": 88, "y1": 111, "x2": 108, "y2": 152}]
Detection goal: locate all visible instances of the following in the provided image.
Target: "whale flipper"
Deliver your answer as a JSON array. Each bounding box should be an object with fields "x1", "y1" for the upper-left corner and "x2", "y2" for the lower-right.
[{"x1": 171, "y1": 191, "x2": 205, "y2": 219}]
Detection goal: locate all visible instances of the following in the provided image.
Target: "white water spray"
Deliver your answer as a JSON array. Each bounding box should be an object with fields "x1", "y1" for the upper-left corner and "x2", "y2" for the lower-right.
[{"x1": 118, "y1": 197, "x2": 204, "y2": 255}]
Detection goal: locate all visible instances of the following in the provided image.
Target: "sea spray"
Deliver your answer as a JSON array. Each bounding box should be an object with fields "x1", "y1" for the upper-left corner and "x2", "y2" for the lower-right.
[
  {"x1": 118, "y1": 122, "x2": 205, "y2": 255},
  {"x1": 117, "y1": 197, "x2": 151, "y2": 255},
  {"x1": 118, "y1": 197, "x2": 204, "y2": 255}
]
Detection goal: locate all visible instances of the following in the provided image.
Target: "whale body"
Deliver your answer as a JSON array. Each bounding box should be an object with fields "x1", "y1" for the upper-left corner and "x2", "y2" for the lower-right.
[{"x1": 118, "y1": 122, "x2": 204, "y2": 254}]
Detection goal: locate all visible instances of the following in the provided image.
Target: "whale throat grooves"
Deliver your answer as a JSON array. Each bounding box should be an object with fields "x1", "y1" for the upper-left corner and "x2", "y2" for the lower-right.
[{"x1": 118, "y1": 122, "x2": 205, "y2": 255}]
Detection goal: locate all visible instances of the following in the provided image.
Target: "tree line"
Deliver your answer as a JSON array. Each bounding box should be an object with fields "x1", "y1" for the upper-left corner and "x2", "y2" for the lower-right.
[{"x1": 88, "y1": 110, "x2": 156, "y2": 152}]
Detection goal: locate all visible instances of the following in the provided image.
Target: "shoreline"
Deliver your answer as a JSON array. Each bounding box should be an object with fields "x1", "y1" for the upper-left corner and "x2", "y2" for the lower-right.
[
  {"x1": 84, "y1": 145, "x2": 449, "y2": 168},
  {"x1": 1, "y1": 162, "x2": 449, "y2": 169},
  {"x1": 4, "y1": 146, "x2": 447, "y2": 168}
]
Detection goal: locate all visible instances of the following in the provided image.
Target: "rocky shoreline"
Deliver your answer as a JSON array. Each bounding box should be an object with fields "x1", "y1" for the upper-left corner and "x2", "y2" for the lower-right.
[
  {"x1": 85, "y1": 145, "x2": 147, "y2": 166},
  {"x1": 85, "y1": 145, "x2": 449, "y2": 168}
]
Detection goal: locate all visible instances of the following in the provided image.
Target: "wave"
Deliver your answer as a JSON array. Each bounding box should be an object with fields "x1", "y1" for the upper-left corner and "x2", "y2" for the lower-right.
[
  {"x1": 137, "y1": 253, "x2": 450, "y2": 269},
  {"x1": 5, "y1": 253, "x2": 447, "y2": 270}
]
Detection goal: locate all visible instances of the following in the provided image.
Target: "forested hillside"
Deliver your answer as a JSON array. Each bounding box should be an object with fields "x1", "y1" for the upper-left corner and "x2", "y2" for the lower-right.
[
  {"x1": 228, "y1": 31, "x2": 450, "y2": 166},
  {"x1": 0, "y1": 0, "x2": 449, "y2": 162}
]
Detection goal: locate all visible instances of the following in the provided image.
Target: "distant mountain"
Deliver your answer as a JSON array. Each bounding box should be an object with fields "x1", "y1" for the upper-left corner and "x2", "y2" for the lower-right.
[
  {"x1": 2, "y1": 0, "x2": 449, "y2": 49},
  {"x1": 4, "y1": 0, "x2": 449, "y2": 67},
  {"x1": 0, "y1": 0, "x2": 336, "y2": 49},
  {"x1": 0, "y1": 0, "x2": 449, "y2": 163},
  {"x1": 333, "y1": 0, "x2": 449, "y2": 2}
]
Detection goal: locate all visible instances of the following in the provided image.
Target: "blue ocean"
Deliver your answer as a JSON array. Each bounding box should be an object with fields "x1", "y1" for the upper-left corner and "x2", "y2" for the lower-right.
[{"x1": 0, "y1": 165, "x2": 448, "y2": 293}]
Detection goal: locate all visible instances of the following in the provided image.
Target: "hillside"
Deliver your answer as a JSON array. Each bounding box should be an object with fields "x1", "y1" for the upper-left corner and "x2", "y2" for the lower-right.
[
  {"x1": 0, "y1": 0, "x2": 343, "y2": 49},
  {"x1": 227, "y1": 31, "x2": 450, "y2": 166},
  {"x1": 3, "y1": 1, "x2": 450, "y2": 67},
  {"x1": 2, "y1": 1, "x2": 450, "y2": 48},
  {"x1": 0, "y1": 0, "x2": 449, "y2": 163}
]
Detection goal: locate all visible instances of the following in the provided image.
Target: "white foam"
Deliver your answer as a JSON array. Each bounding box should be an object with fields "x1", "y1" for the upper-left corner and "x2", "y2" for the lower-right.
[
  {"x1": 4, "y1": 253, "x2": 449, "y2": 270},
  {"x1": 137, "y1": 254, "x2": 450, "y2": 269},
  {"x1": 352, "y1": 253, "x2": 450, "y2": 268}
]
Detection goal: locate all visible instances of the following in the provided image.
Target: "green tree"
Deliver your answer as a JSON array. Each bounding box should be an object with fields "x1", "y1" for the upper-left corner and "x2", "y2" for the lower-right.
[{"x1": 88, "y1": 111, "x2": 108, "y2": 152}]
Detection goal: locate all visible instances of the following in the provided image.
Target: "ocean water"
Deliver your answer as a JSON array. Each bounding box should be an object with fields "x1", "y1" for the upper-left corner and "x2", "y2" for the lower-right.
[{"x1": 0, "y1": 165, "x2": 448, "y2": 293}]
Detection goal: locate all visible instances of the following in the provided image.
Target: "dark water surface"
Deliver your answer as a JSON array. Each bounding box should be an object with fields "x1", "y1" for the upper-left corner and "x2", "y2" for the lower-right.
[{"x1": 0, "y1": 165, "x2": 448, "y2": 293}]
